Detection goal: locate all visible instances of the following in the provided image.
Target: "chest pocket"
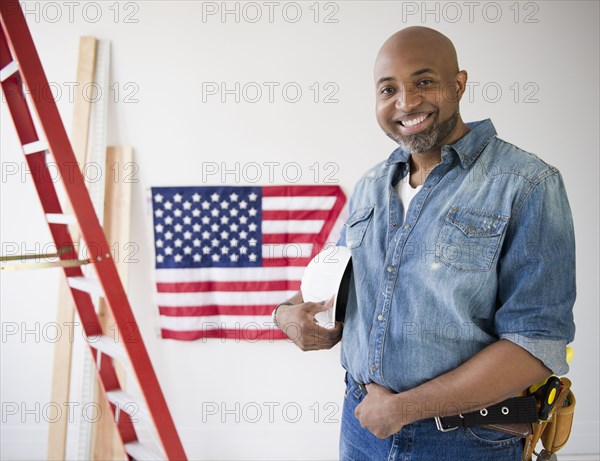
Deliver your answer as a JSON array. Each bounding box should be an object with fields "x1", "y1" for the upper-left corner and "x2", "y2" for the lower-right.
[
  {"x1": 436, "y1": 207, "x2": 509, "y2": 272},
  {"x1": 345, "y1": 205, "x2": 375, "y2": 249}
]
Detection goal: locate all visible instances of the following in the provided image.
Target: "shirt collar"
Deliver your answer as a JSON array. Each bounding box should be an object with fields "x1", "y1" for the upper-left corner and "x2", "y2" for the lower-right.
[{"x1": 385, "y1": 119, "x2": 497, "y2": 168}]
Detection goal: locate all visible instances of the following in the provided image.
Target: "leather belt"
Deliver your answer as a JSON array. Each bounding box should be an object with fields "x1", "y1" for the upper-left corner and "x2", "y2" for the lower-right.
[{"x1": 434, "y1": 396, "x2": 538, "y2": 432}]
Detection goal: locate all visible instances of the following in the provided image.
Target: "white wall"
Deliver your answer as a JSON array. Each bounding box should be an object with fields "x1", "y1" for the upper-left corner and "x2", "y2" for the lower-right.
[{"x1": 1, "y1": 1, "x2": 598, "y2": 460}]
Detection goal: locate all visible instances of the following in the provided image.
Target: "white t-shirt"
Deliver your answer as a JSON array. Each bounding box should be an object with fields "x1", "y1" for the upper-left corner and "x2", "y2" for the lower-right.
[{"x1": 395, "y1": 168, "x2": 422, "y2": 221}]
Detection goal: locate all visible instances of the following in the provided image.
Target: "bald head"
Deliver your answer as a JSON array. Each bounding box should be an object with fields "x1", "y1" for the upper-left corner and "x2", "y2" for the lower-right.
[
  {"x1": 373, "y1": 27, "x2": 469, "y2": 155},
  {"x1": 375, "y1": 27, "x2": 459, "y2": 80}
]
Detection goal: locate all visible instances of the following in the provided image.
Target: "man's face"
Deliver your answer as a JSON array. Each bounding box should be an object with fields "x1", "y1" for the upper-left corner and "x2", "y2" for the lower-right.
[{"x1": 374, "y1": 44, "x2": 465, "y2": 154}]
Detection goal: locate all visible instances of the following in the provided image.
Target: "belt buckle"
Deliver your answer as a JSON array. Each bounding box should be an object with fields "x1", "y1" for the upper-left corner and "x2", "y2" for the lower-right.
[{"x1": 435, "y1": 416, "x2": 458, "y2": 432}]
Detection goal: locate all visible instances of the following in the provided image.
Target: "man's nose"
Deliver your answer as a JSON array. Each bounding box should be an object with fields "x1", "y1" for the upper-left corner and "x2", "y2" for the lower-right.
[{"x1": 395, "y1": 85, "x2": 423, "y2": 112}]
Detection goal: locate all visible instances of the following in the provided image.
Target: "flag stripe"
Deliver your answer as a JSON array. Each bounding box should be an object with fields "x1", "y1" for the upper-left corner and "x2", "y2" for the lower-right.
[
  {"x1": 157, "y1": 290, "x2": 296, "y2": 307},
  {"x1": 262, "y1": 209, "x2": 333, "y2": 220},
  {"x1": 157, "y1": 280, "x2": 301, "y2": 293},
  {"x1": 262, "y1": 220, "x2": 324, "y2": 234},
  {"x1": 262, "y1": 257, "x2": 311, "y2": 267},
  {"x1": 160, "y1": 314, "x2": 274, "y2": 330},
  {"x1": 161, "y1": 328, "x2": 288, "y2": 341},
  {"x1": 261, "y1": 185, "x2": 343, "y2": 197},
  {"x1": 261, "y1": 233, "x2": 319, "y2": 244},
  {"x1": 262, "y1": 196, "x2": 336, "y2": 210},
  {"x1": 155, "y1": 266, "x2": 306, "y2": 282},
  {"x1": 159, "y1": 305, "x2": 278, "y2": 316},
  {"x1": 262, "y1": 244, "x2": 313, "y2": 259}
]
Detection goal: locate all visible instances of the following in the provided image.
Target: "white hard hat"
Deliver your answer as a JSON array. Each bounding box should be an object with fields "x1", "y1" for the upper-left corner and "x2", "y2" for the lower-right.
[{"x1": 300, "y1": 245, "x2": 353, "y2": 328}]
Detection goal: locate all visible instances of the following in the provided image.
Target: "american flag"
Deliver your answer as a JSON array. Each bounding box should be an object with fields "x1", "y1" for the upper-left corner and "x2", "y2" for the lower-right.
[{"x1": 150, "y1": 185, "x2": 347, "y2": 340}]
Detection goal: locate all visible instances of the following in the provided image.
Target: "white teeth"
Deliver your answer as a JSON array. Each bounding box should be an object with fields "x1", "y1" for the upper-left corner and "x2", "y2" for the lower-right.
[{"x1": 402, "y1": 114, "x2": 428, "y2": 127}]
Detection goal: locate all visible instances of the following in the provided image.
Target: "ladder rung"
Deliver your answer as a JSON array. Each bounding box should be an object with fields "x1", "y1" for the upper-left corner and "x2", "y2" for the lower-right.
[
  {"x1": 22, "y1": 140, "x2": 49, "y2": 155},
  {"x1": 67, "y1": 276, "x2": 103, "y2": 296},
  {"x1": 87, "y1": 335, "x2": 127, "y2": 363},
  {"x1": 0, "y1": 60, "x2": 19, "y2": 82},
  {"x1": 106, "y1": 390, "x2": 150, "y2": 421},
  {"x1": 46, "y1": 213, "x2": 76, "y2": 225},
  {"x1": 124, "y1": 441, "x2": 164, "y2": 460}
]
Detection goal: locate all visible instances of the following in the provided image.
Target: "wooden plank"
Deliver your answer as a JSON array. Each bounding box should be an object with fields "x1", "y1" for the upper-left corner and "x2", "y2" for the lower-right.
[
  {"x1": 70, "y1": 37, "x2": 97, "y2": 163},
  {"x1": 100, "y1": 147, "x2": 134, "y2": 291},
  {"x1": 91, "y1": 146, "x2": 134, "y2": 461},
  {"x1": 47, "y1": 36, "x2": 96, "y2": 461}
]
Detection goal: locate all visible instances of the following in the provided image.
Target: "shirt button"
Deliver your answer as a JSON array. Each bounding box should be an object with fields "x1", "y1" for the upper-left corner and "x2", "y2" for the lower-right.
[
  {"x1": 404, "y1": 223, "x2": 411, "y2": 229},
  {"x1": 391, "y1": 222, "x2": 397, "y2": 227},
  {"x1": 370, "y1": 365, "x2": 377, "y2": 372},
  {"x1": 378, "y1": 314, "x2": 384, "y2": 321},
  {"x1": 387, "y1": 265, "x2": 393, "y2": 273}
]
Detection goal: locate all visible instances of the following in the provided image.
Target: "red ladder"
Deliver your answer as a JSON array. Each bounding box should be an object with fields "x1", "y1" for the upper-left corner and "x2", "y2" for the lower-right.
[{"x1": 0, "y1": 2, "x2": 187, "y2": 459}]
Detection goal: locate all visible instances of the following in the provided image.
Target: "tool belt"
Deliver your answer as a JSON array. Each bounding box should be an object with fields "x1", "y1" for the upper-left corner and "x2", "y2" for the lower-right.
[
  {"x1": 434, "y1": 377, "x2": 576, "y2": 461},
  {"x1": 358, "y1": 375, "x2": 575, "y2": 460}
]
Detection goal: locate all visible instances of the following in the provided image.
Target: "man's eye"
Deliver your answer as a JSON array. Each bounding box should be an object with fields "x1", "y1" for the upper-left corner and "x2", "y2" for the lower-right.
[
  {"x1": 417, "y1": 79, "x2": 434, "y2": 88},
  {"x1": 381, "y1": 87, "x2": 395, "y2": 95}
]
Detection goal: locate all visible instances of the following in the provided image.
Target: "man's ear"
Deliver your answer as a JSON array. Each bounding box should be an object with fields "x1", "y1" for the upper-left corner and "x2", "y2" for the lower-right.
[{"x1": 455, "y1": 70, "x2": 468, "y2": 102}]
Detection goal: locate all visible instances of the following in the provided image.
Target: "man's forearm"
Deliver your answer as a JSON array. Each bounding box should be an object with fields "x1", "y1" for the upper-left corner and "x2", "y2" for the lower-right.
[{"x1": 393, "y1": 339, "x2": 551, "y2": 423}]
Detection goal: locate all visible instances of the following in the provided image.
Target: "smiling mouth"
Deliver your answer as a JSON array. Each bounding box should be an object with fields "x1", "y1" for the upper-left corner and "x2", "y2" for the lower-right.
[{"x1": 397, "y1": 113, "x2": 432, "y2": 127}]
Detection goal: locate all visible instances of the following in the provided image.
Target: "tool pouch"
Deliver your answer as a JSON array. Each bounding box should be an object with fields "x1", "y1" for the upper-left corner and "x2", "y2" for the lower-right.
[
  {"x1": 522, "y1": 378, "x2": 575, "y2": 461},
  {"x1": 540, "y1": 380, "x2": 575, "y2": 452}
]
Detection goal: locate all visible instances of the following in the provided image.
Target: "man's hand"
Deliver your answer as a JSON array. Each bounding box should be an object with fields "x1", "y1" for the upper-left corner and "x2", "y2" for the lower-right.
[
  {"x1": 275, "y1": 298, "x2": 343, "y2": 351},
  {"x1": 354, "y1": 383, "x2": 408, "y2": 439}
]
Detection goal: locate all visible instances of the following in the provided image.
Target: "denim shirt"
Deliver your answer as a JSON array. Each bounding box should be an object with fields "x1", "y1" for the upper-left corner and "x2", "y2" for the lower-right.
[{"x1": 338, "y1": 119, "x2": 576, "y2": 393}]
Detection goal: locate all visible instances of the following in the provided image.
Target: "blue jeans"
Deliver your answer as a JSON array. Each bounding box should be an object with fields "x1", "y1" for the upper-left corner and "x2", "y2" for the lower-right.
[{"x1": 339, "y1": 373, "x2": 524, "y2": 461}]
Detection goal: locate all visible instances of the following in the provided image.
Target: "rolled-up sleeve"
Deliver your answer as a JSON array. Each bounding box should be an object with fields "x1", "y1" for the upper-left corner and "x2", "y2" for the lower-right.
[{"x1": 496, "y1": 170, "x2": 576, "y2": 375}]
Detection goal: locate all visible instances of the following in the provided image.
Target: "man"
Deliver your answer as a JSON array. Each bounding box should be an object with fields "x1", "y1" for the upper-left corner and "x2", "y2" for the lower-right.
[{"x1": 273, "y1": 26, "x2": 575, "y2": 460}]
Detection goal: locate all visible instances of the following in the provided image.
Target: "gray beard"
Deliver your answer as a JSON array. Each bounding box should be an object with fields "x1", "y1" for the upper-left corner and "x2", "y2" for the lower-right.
[{"x1": 388, "y1": 111, "x2": 460, "y2": 154}]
